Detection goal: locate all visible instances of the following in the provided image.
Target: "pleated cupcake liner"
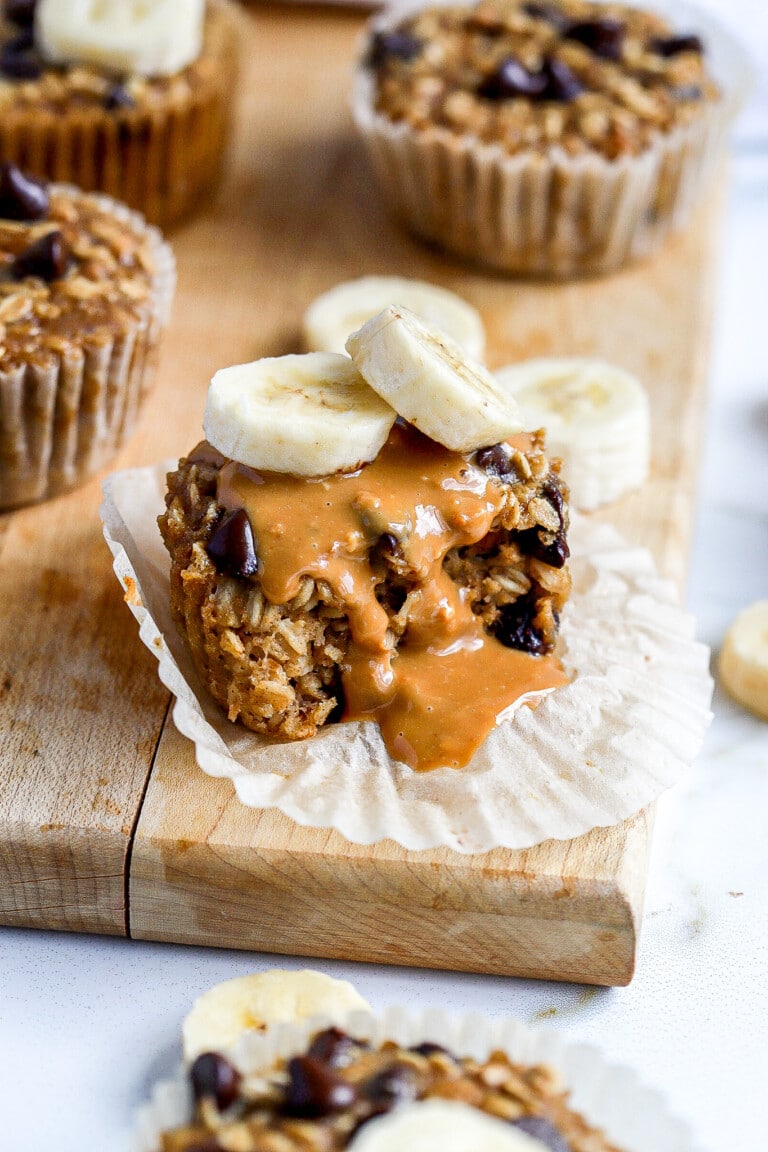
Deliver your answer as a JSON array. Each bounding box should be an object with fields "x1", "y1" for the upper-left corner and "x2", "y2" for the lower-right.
[
  {"x1": 0, "y1": 190, "x2": 176, "y2": 510},
  {"x1": 133, "y1": 1007, "x2": 706, "y2": 1152},
  {"x1": 100, "y1": 468, "x2": 714, "y2": 854},
  {"x1": 351, "y1": 0, "x2": 751, "y2": 277}
]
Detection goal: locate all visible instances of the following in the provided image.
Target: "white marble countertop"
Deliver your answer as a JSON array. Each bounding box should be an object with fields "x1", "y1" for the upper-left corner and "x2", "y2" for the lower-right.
[{"x1": 2, "y1": 136, "x2": 766, "y2": 1152}]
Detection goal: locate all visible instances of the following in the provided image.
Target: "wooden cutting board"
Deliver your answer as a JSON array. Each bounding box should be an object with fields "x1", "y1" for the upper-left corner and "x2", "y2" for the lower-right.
[{"x1": 0, "y1": 5, "x2": 720, "y2": 985}]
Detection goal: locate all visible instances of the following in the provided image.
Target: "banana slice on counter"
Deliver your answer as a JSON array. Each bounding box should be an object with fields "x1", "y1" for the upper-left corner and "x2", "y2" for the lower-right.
[
  {"x1": 203, "y1": 352, "x2": 396, "y2": 477},
  {"x1": 183, "y1": 969, "x2": 371, "y2": 1062},
  {"x1": 346, "y1": 305, "x2": 523, "y2": 453},
  {"x1": 718, "y1": 601, "x2": 768, "y2": 721},
  {"x1": 349, "y1": 1100, "x2": 550, "y2": 1152},
  {"x1": 303, "y1": 277, "x2": 486, "y2": 362},
  {"x1": 495, "y1": 357, "x2": 650, "y2": 511},
  {"x1": 36, "y1": 0, "x2": 205, "y2": 77}
]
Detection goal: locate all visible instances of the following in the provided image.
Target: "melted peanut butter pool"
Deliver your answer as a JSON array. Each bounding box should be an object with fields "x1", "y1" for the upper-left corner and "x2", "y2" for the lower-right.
[{"x1": 217, "y1": 424, "x2": 567, "y2": 770}]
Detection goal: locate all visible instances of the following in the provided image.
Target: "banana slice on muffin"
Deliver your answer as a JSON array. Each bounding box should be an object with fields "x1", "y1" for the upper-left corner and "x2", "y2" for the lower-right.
[
  {"x1": 346, "y1": 304, "x2": 523, "y2": 452},
  {"x1": 349, "y1": 1099, "x2": 551, "y2": 1151},
  {"x1": 183, "y1": 969, "x2": 371, "y2": 1062},
  {"x1": 203, "y1": 352, "x2": 397, "y2": 476}
]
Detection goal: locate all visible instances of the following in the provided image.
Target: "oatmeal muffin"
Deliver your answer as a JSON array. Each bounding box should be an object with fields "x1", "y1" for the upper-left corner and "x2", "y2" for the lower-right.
[
  {"x1": 159, "y1": 1025, "x2": 623, "y2": 1151},
  {"x1": 0, "y1": 0, "x2": 241, "y2": 227},
  {"x1": 159, "y1": 424, "x2": 570, "y2": 769},
  {"x1": 352, "y1": 0, "x2": 734, "y2": 275},
  {"x1": 0, "y1": 163, "x2": 174, "y2": 508}
]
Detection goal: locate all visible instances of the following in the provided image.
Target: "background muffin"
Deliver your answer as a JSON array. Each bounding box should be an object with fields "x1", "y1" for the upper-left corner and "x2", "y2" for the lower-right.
[
  {"x1": 0, "y1": 0, "x2": 241, "y2": 227},
  {"x1": 352, "y1": 0, "x2": 743, "y2": 276},
  {"x1": 0, "y1": 164, "x2": 175, "y2": 509}
]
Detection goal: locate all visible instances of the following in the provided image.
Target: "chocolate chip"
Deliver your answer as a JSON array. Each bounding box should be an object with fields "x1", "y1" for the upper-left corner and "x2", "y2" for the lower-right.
[
  {"x1": 184, "y1": 1141, "x2": 222, "y2": 1152},
  {"x1": 206, "y1": 508, "x2": 259, "y2": 580},
  {"x1": 284, "y1": 1056, "x2": 357, "y2": 1118},
  {"x1": 364, "y1": 1061, "x2": 419, "y2": 1110},
  {"x1": 307, "y1": 1027, "x2": 358, "y2": 1069},
  {"x1": 5, "y1": 26, "x2": 32, "y2": 49},
  {"x1": 0, "y1": 33, "x2": 42, "y2": 79},
  {"x1": 478, "y1": 58, "x2": 549, "y2": 100},
  {"x1": 512, "y1": 1115, "x2": 571, "y2": 1152},
  {"x1": 190, "y1": 1052, "x2": 241, "y2": 1112},
  {"x1": 2, "y1": 0, "x2": 36, "y2": 27},
  {"x1": 105, "y1": 83, "x2": 135, "y2": 111},
  {"x1": 565, "y1": 18, "x2": 625, "y2": 60},
  {"x1": 12, "y1": 230, "x2": 70, "y2": 281},
  {"x1": 366, "y1": 30, "x2": 423, "y2": 69},
  {"x1": 475, "y1": 443, "x2": 513, "y2": 476},
  {"x1": 0, "y1": 163, "x2": 49, "y2": 220},
  {"x1": 542, "y1": 58, "x2": 584, "y2": 101},
  {"x1": 518, "y1": 525, "x2": 569, "y2": 568},
  {"x1": 494, "y1": 593, "x2": 546, "y2": 655},
  {"x1": 409, "y1": 1041, "x2": 451, "y2": 1057},
  {"x1": 650, "y1": 33, "x2": 703, "y2": 57},
  {"x1": 542, "y1": 476, "x2": 565, "y2": 527},
  {"x1": 522, "y1": 2, "x2": 570, "y2": 31}
]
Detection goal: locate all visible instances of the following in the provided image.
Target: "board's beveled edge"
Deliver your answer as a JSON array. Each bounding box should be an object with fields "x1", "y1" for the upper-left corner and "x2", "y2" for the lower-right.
[{"x1": 128, "y1": 727, "x2": 650, "y2": 986}]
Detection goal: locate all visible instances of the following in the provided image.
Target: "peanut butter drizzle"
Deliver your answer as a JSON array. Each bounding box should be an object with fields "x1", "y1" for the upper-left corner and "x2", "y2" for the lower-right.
[{"x1": 217, "y1": 424, "x2": 567, "y2": 770}]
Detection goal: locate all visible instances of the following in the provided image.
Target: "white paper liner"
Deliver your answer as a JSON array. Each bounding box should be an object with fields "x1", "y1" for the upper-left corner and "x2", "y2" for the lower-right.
[
  {"x1": 132, "y1": 1007, "x2": 705, "y2": 1152},
  {"x1": 350, "y1": 0, "x2": 751, "y2": 276},
  {"x1": 100, "y1": 462, "x2": 712, "y2": 853}
]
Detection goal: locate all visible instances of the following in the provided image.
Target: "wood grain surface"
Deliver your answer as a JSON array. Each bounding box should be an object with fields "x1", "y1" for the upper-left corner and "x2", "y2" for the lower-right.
[{"x1": 0, "y1": 5, "x2": 720, "y2": 981}]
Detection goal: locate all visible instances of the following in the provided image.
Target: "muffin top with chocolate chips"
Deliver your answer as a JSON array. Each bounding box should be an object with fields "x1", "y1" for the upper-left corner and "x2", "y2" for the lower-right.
[
  {"x1": 160, "y1": 1026, "x2": 625, "y2": 1151},
  {"x1": 0, "y1": 164, "x2": 158, "y2": 373},
  {"x1": 365, "y1": 0, "x2": 719, "y2": 160},
  {"x1": 0, "y1": 0, "x2": 232, "y2": 114}
]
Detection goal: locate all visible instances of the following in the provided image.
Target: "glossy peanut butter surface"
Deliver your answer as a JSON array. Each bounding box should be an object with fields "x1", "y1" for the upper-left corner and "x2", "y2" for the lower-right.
[{"x1": 218, "y1": 424, "x2": 566, "y2": 769}]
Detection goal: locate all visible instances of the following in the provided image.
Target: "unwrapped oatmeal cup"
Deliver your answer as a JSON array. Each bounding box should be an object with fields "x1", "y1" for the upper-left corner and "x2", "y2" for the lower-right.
[
  {"x1": 134, "y1": 1007, "x2": 703, "y2": 1152},
  {"x1": 351, "y1": 0, "x2": 747, "y2": 276},
  {"x1": 101, "y1": 307, "x2": 713, "y2": 853},
  {"x1": 0, "y1": 0, "x2": 241, "y2": 227},
  {"x1": 0, "y1": 164, "x2": 175, "y2": 509}
]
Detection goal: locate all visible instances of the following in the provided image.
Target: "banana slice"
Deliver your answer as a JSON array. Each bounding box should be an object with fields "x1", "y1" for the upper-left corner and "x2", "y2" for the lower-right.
[
  {"x1": 303, "y1": 277, "x2": 486, "y2": 362},
  {"x1": 349, "y1": 1100, "x2": 550, "y2": 1152},
  {"x1": 346, "y1": 305, "x2": 523, "y2": 453},
  {"x1": 718, "y1": 601, "x2": 768, "y2": 721},
  {"x1": 203, "y1": 352, "x2": 396, "y2": 477},
  {"x1": 495, "y1": 357, "x2": 650, "y2": 511},
  {"x1": 183, "y1": 969, "x2": 371, "y2": 1062},
  {"x1": 36, "y1": 0, "x2": 205, "y2": 77}
]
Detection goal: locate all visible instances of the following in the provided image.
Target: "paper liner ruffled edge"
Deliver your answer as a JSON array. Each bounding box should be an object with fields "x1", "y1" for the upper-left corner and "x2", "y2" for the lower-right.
[
  {"x1": 132, "y1": 1007, "x2": 706, "y2": 1152},
  {"x1": 100, "y1": 463, "x2": 713, "y2": 854},
  {"x1": 350, "y1": 0, "x2": 752, "y2": 277},
  {"x1": 0, "y1": 190, "x2": 175, "y2": 510}
]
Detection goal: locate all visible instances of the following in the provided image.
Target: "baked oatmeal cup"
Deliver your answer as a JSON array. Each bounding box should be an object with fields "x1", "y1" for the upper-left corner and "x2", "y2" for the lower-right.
[
  {"x1": 135, "y1": 1009, "x2": 701, "y2": 1152},
  {"x1": 0, "y1": 163, "x2": 175, "y2": 509},
  {"x1": 159, "y1": 313, "x2": 571, "y2": 773},
  {"x1": 352, "y1": 0, "x2": 744, "y2": 275},
  {"x1": 0, "y1": 0, "x2": 241, "y2": 227}
]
